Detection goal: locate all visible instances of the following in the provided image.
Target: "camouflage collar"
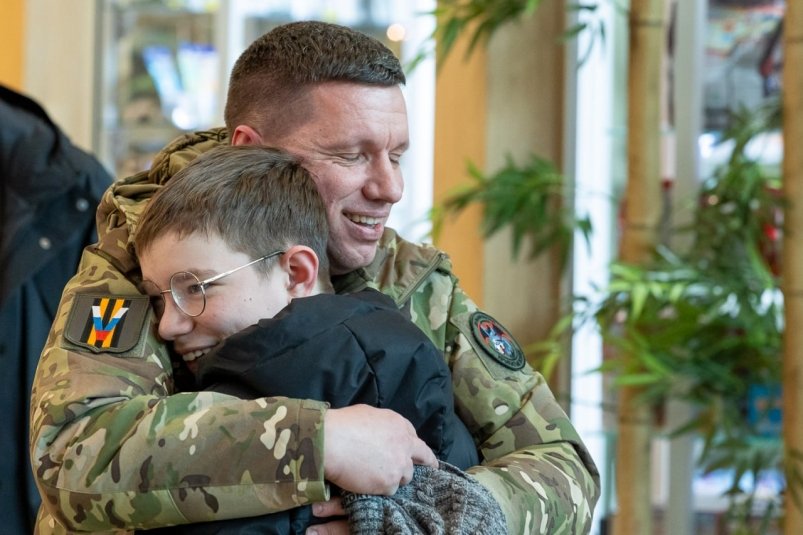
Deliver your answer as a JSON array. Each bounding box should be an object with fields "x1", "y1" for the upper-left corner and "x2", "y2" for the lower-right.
[{"x1": 332, "y1": 229, "x2": 449, "y2": 307}]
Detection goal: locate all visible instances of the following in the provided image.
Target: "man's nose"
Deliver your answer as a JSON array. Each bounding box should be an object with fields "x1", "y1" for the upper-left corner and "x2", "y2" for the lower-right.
[
  {"x1": 157, "y1": 298, "x2": 193, "y2": 341},
  {"x1": 364, "y1": 156, "x2": 403, "y2": 204}
]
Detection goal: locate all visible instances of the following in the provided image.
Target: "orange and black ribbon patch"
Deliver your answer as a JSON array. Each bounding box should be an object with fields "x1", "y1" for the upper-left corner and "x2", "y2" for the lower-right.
[{"x1": 65, "y1": 294, "x2": 149, "y2": 354}]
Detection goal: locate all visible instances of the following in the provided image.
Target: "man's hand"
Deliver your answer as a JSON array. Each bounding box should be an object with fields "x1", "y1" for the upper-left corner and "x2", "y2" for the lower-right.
[{"x1": 323, "y1": 404, "x2": 437, "y2": 495}]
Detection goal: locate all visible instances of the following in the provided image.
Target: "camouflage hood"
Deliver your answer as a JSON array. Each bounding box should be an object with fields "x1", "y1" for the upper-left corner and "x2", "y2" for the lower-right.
[{"x1": 92, "y1": 128, "x2": 229, "y2": 277}]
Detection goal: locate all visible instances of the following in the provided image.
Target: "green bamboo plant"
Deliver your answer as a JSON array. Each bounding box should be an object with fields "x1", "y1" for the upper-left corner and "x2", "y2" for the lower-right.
[
  {"x1": 434, "y1": 82, "x2": 789, "y2": 535},
  {"x1": 406, "y1": 0, "x2": 608, "y2": 71},
  {"x1": 587, "y1": 102, "x2": 788, "y2": 531},
  {"x1": 431, "y1": 154, "x2": 591, "y2": 266},
  {"x1": 425, "y1": 0, "x2": 603, "y2": 376},
  {"x1": 430, "y1": 155, "x2": 590, "y2": 381}
]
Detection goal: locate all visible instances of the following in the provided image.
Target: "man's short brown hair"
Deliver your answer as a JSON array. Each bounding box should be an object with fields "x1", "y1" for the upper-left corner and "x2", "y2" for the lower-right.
[{"x1": 224, "y1": 21, "x2": 406, "y2": 137}]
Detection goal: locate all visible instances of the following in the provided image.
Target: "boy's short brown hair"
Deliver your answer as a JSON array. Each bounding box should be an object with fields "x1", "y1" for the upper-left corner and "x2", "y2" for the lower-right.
[{"x1": 134, "y1": 145, "x2": 329, "y2": 278}]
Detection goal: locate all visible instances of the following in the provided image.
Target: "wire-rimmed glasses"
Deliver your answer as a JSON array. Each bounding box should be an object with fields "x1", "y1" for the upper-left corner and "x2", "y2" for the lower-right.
[{"x1": 142, "y1": 250, "x2": 284, "y2": 318}]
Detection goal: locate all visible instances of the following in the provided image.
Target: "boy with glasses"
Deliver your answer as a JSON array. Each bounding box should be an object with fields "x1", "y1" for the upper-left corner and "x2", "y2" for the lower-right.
[{"x1": 134, "y1": 144, "x2": 504, "y2": 534}]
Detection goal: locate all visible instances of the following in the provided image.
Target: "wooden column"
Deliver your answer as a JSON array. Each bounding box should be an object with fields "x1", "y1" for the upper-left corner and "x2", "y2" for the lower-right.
[
  {"x1": 783, "y1": 1, "x2": 803, "y2": 533},
  {"x1": 613, "y1": 1, "x2": 666, "y2": 534}
]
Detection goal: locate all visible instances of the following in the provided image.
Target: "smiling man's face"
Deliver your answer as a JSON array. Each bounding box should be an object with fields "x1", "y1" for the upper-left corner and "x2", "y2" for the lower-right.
[{"x1": 256, "y1": 82, "x2": 409, "y2": 275}]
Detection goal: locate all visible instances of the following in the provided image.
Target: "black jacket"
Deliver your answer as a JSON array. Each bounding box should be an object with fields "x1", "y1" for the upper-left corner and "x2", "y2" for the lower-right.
[
  {"x1": 200, "y1": 289, "x2": 477, "y2": 467},
  {"x1": 155, "y1": 289, "x2": 478, "y2": 534},
  {"x1": 0, "y1": 85, "x2": 112, "y2": 533}
]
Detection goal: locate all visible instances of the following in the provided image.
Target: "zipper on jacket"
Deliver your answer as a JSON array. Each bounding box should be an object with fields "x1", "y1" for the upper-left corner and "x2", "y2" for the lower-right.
[{"x1": 396, "y1": 251, "x2": 446, "y2": 307}]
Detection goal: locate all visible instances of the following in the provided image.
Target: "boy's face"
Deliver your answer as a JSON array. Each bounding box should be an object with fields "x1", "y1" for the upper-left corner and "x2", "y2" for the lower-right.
[{"x1": 139, "y1": 231, "x2": 290, "y2": 373}]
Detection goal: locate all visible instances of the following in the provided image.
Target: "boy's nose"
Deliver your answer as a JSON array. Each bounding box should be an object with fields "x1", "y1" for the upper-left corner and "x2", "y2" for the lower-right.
[{"x1": 157, "y1": 298, "x2": 193, "y2": 341}]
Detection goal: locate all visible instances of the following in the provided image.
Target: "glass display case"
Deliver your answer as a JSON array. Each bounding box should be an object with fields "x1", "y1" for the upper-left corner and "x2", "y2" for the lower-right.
[
  {"x1": 95, "y1": 0, "x2": 219, "y2": 178},
  {"x1": 698, "y1": 0, "x2": 785, "y2": 179},
  {"x1": 689, "y1": 1, "x2": 785, "y2": 531},
  {"x1": 93, "y1": 0, "x2": 435, "y2": 238},
  {"x1": 703, "y1": 0, "x2": 783, "y2": 131}
]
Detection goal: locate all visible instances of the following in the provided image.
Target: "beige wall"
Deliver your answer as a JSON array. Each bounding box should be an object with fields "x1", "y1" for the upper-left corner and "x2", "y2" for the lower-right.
[
  {"x1": 484, "y1": 3, "x2": 566, "y2": 348},
  {"x1": 22, "y1": 0, "x2": 96, "y2": 151},
  {"x1": 1, "y1": 0, "x2": 96, "y2": 150}
]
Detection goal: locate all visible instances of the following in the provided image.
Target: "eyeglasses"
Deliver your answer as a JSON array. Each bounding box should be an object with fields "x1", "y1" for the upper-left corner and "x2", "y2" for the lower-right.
[{"x1": 142, "y1": 250, "x2": 284, "y2": 318}]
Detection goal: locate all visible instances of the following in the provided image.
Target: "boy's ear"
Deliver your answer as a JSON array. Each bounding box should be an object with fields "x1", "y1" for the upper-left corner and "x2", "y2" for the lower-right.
[
  {"x1": 281, "y1": 245, "x2": 319, "y2": 298},
  {"x1": 230, "y1": 125, "x2": 263, "y2": 146}
]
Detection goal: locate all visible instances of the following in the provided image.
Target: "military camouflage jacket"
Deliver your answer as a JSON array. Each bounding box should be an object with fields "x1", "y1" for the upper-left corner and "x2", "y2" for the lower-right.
[{"x1": 30, "y1": 129, "x2": 600, "y2": 534}]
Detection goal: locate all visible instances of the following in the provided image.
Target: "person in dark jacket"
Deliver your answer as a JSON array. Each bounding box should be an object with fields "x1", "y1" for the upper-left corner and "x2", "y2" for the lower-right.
[
  {"x1": 133, "y1": 145, "x2": 503, "y2": 534},
  {"x1": 0, "y1": 85, "x2": 112, "y2": 533}
]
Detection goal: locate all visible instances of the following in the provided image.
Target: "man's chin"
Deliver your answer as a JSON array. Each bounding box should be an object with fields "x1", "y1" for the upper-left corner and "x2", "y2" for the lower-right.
[{"x1": 329, "y1": 243, "x2": 379, "y2": 275}]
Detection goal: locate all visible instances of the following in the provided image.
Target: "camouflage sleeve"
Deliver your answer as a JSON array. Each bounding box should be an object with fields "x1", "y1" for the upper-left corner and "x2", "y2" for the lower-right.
[
  {"x1": 409, "y1": 273, "x2": 600, "y2": 534},
  {"x1": 29, "y1": 249, "x2": 329, "y2": 532}
]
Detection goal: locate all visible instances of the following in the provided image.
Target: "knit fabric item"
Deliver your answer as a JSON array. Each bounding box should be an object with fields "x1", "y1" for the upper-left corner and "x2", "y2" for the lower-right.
[{"x1": 342, "y1": 461, "x2": 507, "y2": 535}]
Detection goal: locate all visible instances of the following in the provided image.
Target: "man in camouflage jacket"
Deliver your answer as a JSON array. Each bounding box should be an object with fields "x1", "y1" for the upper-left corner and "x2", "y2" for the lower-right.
[{"x1": 30, "y1": 22, "x2": 599, "y2": 534}]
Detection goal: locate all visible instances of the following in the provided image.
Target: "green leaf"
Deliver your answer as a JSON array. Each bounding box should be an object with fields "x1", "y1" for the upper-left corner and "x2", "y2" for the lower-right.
[
  {"x1": 630, "y1": 282, "x2": 649, "y2": 319},
  {"x1": 525, "y1": 0, "x2": 544, "y2": 15},
  {"x1": 432, "y1": 153, "x2": 589, "y2": 268},
  {"x1": 431, "y1": 0, "x2": 601, "y2": 65},
  {"x1": 614, "y1": 373, "x2": 663, "y2": 387},
  {"x1": 562, "y1": 22, "x2": 588, "y2": 41}
]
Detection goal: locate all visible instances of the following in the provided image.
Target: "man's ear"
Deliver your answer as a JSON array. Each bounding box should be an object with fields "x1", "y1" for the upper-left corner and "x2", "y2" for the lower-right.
[
  {"x1": 230, "y1": 125, "x2": 263, "y2": 146},
  {"x1": 281, "y1": 245, "x2": 320, "y2": 298}
]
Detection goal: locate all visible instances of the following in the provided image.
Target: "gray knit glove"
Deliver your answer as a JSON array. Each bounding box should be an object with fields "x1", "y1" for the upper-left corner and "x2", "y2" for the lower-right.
[{"x1": 342, "y1": 461, "x2": 507, "y2": 534}]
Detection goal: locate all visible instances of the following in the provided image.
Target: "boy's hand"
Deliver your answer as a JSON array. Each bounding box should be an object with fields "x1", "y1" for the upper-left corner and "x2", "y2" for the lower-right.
[
  {"x1": 306, "y1": 498, "x2": 347, "y2": 535},
  {"x1": 305, "y1": 521, "x2": 348, "y2": 535}
]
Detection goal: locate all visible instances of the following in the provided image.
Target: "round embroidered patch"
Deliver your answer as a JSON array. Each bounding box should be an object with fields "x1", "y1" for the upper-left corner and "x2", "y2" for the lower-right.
[{"x1": 470, "y1": 312, "x2": 525, "y2": 370}]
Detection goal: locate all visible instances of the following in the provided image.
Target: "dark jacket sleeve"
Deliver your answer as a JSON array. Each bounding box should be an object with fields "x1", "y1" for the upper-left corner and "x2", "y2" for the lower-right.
[
  {"x1": 0, "y1": 85, "x2": 111, "y2": 304},
  {"x1": 0, "y1": 84, "x2": 112, "y2": 534}
]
